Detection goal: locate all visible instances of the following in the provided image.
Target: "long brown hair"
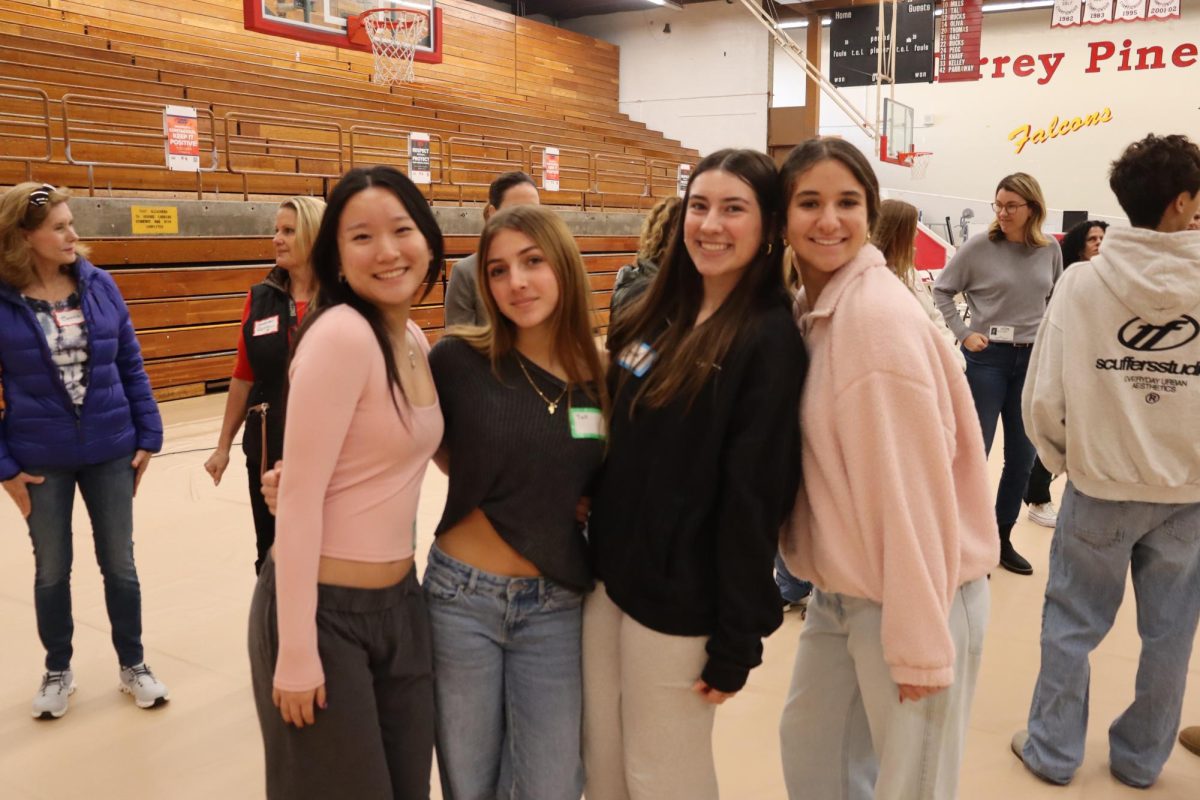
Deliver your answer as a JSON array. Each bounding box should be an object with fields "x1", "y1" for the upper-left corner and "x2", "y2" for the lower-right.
[
  {"x1": 873, "y1": 199, "x2": 919, "y2": 287},
  {"x1": 0, "y1": 183, "x2": 91, "y2": 289},
  {"x1": 607, "y1": 148, "x2": 785, "y2": 410},
  {"x1": 987, "y1": 172, "x2": 1051, "y2": 247},
  {"x1": 458, "y1": 204, "x2": 608, "y2": 412}
]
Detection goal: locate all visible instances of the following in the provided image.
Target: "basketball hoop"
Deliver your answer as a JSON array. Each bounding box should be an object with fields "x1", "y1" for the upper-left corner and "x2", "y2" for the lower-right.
[
  {"x1": 348, "y1": 8, "x2": 428, "y2": 86},
  {"x1": 901, "y1": 150, "x2": 933, "y2": 180}
]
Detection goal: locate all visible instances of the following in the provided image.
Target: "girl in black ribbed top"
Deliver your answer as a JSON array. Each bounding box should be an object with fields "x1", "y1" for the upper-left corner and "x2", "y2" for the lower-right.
[
  {"x1": 583, "y1": 150, "x2": 806, "y2": 800},
  {"x1": 424, "y1": 204, "x2": 608, "y2": 800}
]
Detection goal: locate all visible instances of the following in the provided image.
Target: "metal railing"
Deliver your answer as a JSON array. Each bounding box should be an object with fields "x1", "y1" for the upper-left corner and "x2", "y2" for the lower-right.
[{"x1": 4, "y1": 84, "x2": 692, "y2": 208}]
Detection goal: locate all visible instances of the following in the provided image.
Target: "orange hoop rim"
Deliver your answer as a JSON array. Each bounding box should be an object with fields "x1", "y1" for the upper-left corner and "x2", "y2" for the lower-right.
[
  {"x1": 898, "y1": 150, "x2": 933, "y2": 166},
  {"x1": 347, "y1": 8, "x2": 427, "y2": 46}
]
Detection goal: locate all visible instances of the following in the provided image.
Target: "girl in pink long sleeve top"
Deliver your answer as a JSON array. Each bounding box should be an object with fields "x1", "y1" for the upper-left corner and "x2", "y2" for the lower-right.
[
  {"x1": 248, "y1": 166, "x2": 444, "y2": 800},
  {"x1": 777, "y1": 138, "x2": 998, "y2": 800}
]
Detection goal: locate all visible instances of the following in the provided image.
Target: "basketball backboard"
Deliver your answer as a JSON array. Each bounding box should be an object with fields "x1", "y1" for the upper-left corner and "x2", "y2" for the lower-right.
[
  {"x1": 880, "y1": 97, "x2": 915, "y2": 165},
  {"x1": 246, "y1": 0, "x2": 442, "y2": 63}
]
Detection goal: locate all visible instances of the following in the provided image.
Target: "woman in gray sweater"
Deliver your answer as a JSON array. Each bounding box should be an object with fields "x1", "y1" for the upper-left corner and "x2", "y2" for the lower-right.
[{"x1": 933, "y1": 173, "x2": 1062, "y2": 575}]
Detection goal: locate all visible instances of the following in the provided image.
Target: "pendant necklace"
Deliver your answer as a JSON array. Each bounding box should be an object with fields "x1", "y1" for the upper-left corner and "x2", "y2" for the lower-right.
[{"x1": 516, "y1": 353, "x2": 568, "y2": 414}]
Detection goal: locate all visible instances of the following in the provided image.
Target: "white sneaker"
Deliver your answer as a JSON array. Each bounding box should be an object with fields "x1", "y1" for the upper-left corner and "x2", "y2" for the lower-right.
[
  {"x1": 32, "y1": 669, "x2": 75, "y2": 719},
  {"x1": 1027, "y1": 502, "x2": 1058, "y2": 528},
  {"x1": 119, "y1": 663, "x2": 169, "y2": 709}
]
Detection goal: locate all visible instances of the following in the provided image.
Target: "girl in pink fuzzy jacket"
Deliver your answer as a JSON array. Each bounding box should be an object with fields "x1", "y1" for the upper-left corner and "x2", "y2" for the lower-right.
[{"x1": 777, "y1": 138, "x2": 999, "y2": 800}]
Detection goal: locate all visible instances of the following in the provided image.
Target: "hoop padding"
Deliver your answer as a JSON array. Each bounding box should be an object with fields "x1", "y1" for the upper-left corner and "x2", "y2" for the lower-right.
[
  {"x1": 357, "y1": 9, "x2": 428, "y2": 86},
  {"x1": 906, "y1": 151, "x2": 933, "y2": 180}
]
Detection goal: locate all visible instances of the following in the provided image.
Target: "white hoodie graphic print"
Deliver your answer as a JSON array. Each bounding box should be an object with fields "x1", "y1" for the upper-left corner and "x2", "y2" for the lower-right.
[{"x1": 1022, "y1": 226, "x2": 1200, "y2": 503}]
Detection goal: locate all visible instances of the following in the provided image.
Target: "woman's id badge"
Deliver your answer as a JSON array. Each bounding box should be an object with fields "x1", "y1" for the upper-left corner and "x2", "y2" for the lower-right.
[
  {"x1": 988, "y1": 325, "x2": 1015, "y2": 343},
  {"x1": 52, "y1": 308, "x2": 84, "y2": 327},
  {"x1": 569, "y1": 407, "x2": 606, "y2": 440},
  {"x1": 617, "y1": 341, "x2": 656, "y2": 377}
]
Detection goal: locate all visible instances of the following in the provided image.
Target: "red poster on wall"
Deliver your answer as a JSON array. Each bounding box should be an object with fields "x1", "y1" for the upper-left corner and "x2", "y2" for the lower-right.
[
  {"x1": 938, "y1": 0, "x2": 983, "y2": 82},
  {"x1": 164, "y1": 105, "x2": 199, "y2": 172},
  {"x1": 543, "y1": 147, "x2": 560, "y2": 192}
]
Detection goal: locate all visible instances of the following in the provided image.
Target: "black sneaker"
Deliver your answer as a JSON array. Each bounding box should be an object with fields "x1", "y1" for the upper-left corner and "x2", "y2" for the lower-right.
[{"x1": 1000, "y1": 542, "x2": 1033, "y2": 575}]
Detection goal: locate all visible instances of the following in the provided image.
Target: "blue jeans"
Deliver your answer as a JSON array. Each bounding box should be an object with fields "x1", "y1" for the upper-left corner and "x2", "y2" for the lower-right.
[
  {"x1": 775, "y1": 553, "x2": 812, "y2": 604},
  {"x1": 1023, "y1": 483, "x2": 1200, "y2": 787},
  {"x1": 25, "y1": 453, "x2": 144, "y2": 671},
  {"x1": 963, "y1": 343, "x2": 1037, "y2": 530},
  {"x1": 424, "y1": 543, "x2": 584, "y2": 800}
]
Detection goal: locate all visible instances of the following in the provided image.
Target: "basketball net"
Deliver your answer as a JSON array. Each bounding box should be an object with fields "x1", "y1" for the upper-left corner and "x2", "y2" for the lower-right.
[
  {"x1": 359, "y1": 9, "x2": 428, "y2": 85},
  {"x1": 906, "y1": 151, "x2": 933, "y2": 180}
]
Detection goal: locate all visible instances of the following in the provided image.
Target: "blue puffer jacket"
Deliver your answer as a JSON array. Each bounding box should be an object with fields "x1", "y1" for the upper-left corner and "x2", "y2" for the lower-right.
[{"x1": 0, "y1": 258, "x2": 163, "y2": 480}]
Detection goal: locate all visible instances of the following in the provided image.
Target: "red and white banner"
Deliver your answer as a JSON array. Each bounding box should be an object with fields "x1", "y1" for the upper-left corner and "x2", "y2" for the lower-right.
[
  {"x1": 938, "y1": 0, "x2": 984, "y2": 82},
  {"x1": 1084, "y1": 0, "x2": 1115, "y2": 24},
  {"x1": 677, "y1": 164, "x2": 691, "y2": 198},
  {"x1": 1148, "y1": 0, "x2": 1181, "y2": 21},
  {"x1": 164, "y1": 105, "x2": 199, "y2": 172},
  {"x1": 542, "y1": 147, "x2": 560, "y2": 192},
  {"x1": 1115, "y1": 0, "x2": 1148, "y2": 21},
  {"x1": 408, "y1": 132, "x2": 431, "y2": 184},
  {"x1": 1052, "y1": 0, "x2": 1083, "y2": 27}
]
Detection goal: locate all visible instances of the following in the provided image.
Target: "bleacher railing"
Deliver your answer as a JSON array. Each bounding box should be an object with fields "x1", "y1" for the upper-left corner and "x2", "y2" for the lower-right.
[{"x1": 1, "y1": 84, "x2": 690, "y2": 209}]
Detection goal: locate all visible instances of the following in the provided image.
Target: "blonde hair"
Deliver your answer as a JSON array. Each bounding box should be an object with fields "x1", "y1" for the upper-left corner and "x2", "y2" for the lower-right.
[
  {"x1": 456, "y1": 204, "x2": 608, "y2": 413},
  {"x1": 873, "y1": 199, "x2": 919, "y2": 287},
  {"x1": 988, "y1": 172, "x2": 1051, "y2": 247},
  {"x1": 637, "y1": 195, "x2": 681, "y2": 265},
  {"x1": 278, "y1": 195, "x2": 325, "y2": 274},
  {"x1": 0, "y1": 183, "x2": 90, "y2": 289}
]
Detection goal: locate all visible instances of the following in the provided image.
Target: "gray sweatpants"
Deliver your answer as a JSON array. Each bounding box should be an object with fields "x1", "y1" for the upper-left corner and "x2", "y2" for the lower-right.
[{"x1": 248, "y1": 556, "x2": 435, "y2": 800}]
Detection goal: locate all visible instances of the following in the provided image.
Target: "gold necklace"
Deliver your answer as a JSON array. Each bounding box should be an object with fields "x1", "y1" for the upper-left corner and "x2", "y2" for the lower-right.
[{"x1": 515, "y1": 353, "x2": 568, "y2": 415}]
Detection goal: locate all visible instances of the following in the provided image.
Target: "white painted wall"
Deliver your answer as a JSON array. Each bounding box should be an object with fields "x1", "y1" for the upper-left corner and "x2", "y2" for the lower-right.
[{"x1": 565, "y1": 1, "x2": 771, "y2": 156}]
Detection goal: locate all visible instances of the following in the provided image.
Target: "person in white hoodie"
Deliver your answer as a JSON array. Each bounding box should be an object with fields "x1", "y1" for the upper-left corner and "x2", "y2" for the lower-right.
[{"x1": 1012, "y1": 133, "x2": 1200, "y2": 789}]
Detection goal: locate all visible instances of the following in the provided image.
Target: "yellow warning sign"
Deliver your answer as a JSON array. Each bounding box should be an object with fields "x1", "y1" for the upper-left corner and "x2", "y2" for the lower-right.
[{"x1": 131, "y1": 206, "x2": 179, "y2": 235}]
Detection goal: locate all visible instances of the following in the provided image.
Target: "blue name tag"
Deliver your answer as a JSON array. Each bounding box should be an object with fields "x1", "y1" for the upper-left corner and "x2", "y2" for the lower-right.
[{"x1": 617, "y1": 341, "x2": 657, "y2": 377}]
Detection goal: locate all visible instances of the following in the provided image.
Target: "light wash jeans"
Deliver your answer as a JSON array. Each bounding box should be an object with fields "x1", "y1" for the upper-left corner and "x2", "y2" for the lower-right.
[
  {"x1": 1023, "y1": 482, "x2": 1200, "y2": 788},
  {"x1": 424, "y1": 543, "x2": 584, "y2": 800},
  {"x1": 26, "y1": 453, "x2": 144, "y2": 671},
  {"x1": 780, "y1": 578, "x2": 989, "y2": 800}
]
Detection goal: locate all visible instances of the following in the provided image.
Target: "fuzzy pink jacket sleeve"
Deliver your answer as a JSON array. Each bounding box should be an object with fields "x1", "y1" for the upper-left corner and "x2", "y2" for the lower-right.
[{"x1": 272, "y1": 310, "x2": 373, "y2": 692}]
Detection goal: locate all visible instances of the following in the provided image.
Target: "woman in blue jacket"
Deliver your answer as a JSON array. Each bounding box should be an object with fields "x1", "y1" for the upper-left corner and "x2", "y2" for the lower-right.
[{"x1": 0, "y1": 183, "x2": 168, "y2": 720}]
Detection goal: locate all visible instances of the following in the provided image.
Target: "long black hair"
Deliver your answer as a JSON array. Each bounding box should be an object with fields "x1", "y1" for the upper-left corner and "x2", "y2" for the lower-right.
[
  {"x1": 294, "y1": 166, "x2": 444, "y2": 413},
  {"x1": 1059, "y1": 219, "x2": 1108, "y2": 265}
]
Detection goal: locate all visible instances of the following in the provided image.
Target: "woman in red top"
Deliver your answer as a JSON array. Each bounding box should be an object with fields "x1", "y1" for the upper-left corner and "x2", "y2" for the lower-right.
[{"x1": 204, "y1": 196, "x2": 325, "y2": 573}]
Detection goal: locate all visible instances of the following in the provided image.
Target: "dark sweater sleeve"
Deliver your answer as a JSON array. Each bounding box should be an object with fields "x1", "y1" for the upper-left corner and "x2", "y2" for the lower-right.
[{"x1": 701, "y1": 313, "x2": 807, "y2": 693}]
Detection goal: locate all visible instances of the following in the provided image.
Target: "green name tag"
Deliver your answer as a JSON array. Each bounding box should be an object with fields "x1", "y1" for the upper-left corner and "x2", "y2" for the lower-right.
[{"x1": 569, "y1": 407, "x2": 606, "y2": 440}]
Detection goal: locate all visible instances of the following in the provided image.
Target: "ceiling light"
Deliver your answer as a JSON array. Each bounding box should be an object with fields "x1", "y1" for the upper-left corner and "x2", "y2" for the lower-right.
[{"x1": 647, "y1": 0, "x2": 684, "y2": 9}]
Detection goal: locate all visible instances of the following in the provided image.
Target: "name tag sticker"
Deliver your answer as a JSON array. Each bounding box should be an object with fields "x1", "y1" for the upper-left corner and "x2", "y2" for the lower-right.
[
  {"x1": 253, "y1": 315, "x2": 280, "y2": 336},
  {"x1": 988, "y1": 325, "x2": 1015, "y2": 343},
  {"x1": 52, "y1": 308, "x2": 84, "y2": 327},
  {"x1": 617, "y1": 341, "x2": 657, "y2": 377},
  {"x1": 570, "y1": 407, "x2": 606, "y2": 440}
]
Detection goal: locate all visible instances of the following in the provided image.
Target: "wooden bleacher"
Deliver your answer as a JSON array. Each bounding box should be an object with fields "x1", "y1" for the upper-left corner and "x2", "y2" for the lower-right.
[
  {"x1": 89, "y1": 235, "x2": 636, "y2": 401},
  {"x1": 1, "y1": 0, "x2": 674, "y2": 400}
]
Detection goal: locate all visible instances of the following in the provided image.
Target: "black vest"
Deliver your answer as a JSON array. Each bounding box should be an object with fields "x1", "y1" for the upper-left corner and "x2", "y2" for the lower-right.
[{"x1": 241, "y1": 268, "x2": 297, "y2": 468}]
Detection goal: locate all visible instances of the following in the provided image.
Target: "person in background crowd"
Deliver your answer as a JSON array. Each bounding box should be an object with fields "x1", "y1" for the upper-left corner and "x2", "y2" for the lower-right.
[
  {"x1": 205, "y1": 196, "x2": 325, "y2": 574},
  {"x1": 778, "y1": 137, "x2": 995, "y2": 800},
  {"x1": 872, "y1": 198, "x2": 965, "y2": 371},
  {"x1": 933, "y1": 172, "x2": 1063, "y2": 576},
  {"x1": 444, "y1": 171, "x2": 540, "y2": 327},
  {"x1": 583, "y1": 149, "x2": 805, "y2": 800},
  {"x1": 1022, "y1": 217, "x2": 1108, "y2": 529},
  {"x1": 424, "y1": 204, "x2": 607, "y2": 800},
  {"x1": 248, "y1": 166, "x2": 443, "y2": 799},
  {"x1": 1014, "y1": 134, "x2": 1200, "y2": 790},
  {"x1": 0, "y1": 182, "x2": 167, "y2": 719},
  {"x1": 610, "y1": 195, "x2": 681, "y2": 317}
]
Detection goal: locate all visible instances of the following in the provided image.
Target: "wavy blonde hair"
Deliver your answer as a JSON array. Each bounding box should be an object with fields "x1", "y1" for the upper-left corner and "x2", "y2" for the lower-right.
[
  {"x1": 873, "y1": 199, "x2": 919, "y2": 287},
  {"x1": 278, "y1": 195, "x2": 325, "y2": 274},
  {"x1": 988, "y1": 172, "x2": 1051, "y2": 247},
  {"x1": 1, "y1": 183, "x2": 90, "y2": 289},
  {"x1": 456, "y1": 204, "x2": 608, "y2": 414},
  {"x1": 637, "y1": 195, "x2": 681, "y2": 265}
]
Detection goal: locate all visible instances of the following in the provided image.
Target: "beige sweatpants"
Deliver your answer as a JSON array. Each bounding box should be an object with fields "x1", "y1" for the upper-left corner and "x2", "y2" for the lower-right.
[{"x1": 581, "y1": 582, "x2": 719, "y2": 800}]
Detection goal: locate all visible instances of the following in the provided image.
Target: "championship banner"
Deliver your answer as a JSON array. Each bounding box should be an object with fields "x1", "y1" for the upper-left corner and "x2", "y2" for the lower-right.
[
  {"x1": 542, "y1": 147, "x2": 560, "y2": 192},
  {"x1": 1148, "y1": 0, "x2": 1180, "y2": 20},
  {"x1": 1115, "y1": 0, "x2": 1149, "y2": 21},
  {"x1": 1084, "y1": 0, "x2": 1115, "y2": 24},
  {"x1": 939, "y1": 0, "x2": 983, "y2": 82},
  {"x1": 677, "y1": 163, "x2": 692, "y2": 198},
  {"x1": 408, "y1": 132, "x2": 431, "y2": 184},
  {"x1": 163, "y1": 105, "x2": 199, "y2": 172},
  {"x1": 1052, "y1": 0, "x2": 1084, "y2": 27}
]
